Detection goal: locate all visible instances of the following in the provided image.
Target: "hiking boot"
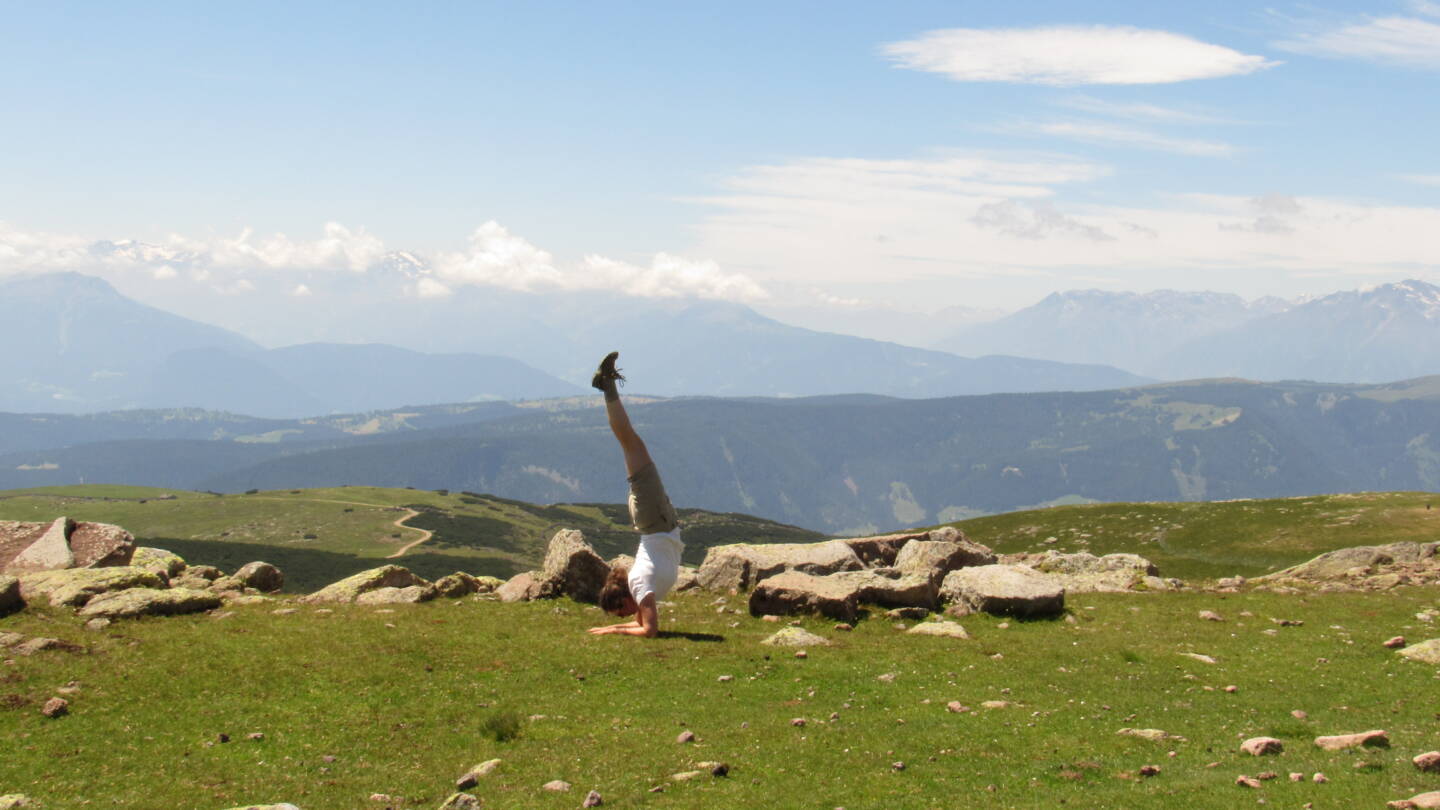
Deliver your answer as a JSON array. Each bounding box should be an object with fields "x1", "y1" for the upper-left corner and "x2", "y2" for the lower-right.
[{"x1": 591, "y1": 351, "x2": 625, "y2": 390}]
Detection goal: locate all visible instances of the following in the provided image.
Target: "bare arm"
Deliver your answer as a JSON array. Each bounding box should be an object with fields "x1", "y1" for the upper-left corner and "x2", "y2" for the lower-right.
[{"x1": 587, "y1": 595, "x2": 659, "y2": 637}]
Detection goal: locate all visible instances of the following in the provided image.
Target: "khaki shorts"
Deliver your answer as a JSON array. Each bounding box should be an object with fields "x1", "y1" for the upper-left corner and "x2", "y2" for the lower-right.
[{"x1": 627, "y1": 461, "x2": 679, "y2": 534}]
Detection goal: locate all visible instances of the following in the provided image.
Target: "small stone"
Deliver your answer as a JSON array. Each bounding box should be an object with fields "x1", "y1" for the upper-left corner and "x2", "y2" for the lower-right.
[
  {"x1": 717, "y1": 675, "x2": 733, "y2": 682},
  {"x1": 455, "y1": 772, "x2": 478, "y2": 790},
  {"x1": 1179, "y1": 652, "x2": 1217, "y2": 665},
  {"x1": 41, "y1": 697, "x2": 68, "y2": 718},
  {"x1": 1314, "y1": 730, "x2": 1389, "y2": 750},
  {"x1": 1240, "y1": 737, "x2": 1284, "y2": 756},
  {"x1": 945, "y1": 701, "x2": 969, "y2": 713},
  {"x1": 791, "y1": 718, "x2": 806, "y2": 727},
  {"x1": 542, "y1": 780, "x2": 571, "y2": 791},
  {"x1": 877, "y1": 672, "x2": 897, "y2": 683},
  {"x1": 84, "y1": 618, "x2": 111, "y2": 632},
  {"x1": 218, "y1": 733, "x2": 230, "y2": 743},
  {"x1": 671, "y1": 771, "x2": 703, "y2": 781},
  {"x1": 794, "y1": 650, "x2": 807, "y2": 659},
  {"x1": 1199, "y1": 610, "x2": 1223, "y2": 621},
  {"x1": 1224, "y1": 685, "x2": 1238, "y2": 693},
  {"x1": 833, "y1": 623, "x2": 853, "y2": 632},
  {"x1": 1414, "y1": 751, "x2": 1440, "y2": 772},
  {"x1": 1236, "y1": 775, "x2": 1261, "y2": 788},
  {"x1": 981, "y1": 700, "x2": 1012, "y2": 709},
  {"x1": 676, "y1": 730, "x2": 695, "y2": 744},
  {"x1": 583, "y1": 790, "x2": 603, "y2": 807},
  {"x1": 1270, "y1": 618, "x2": 1303, "y2": 627},
  {"x1": 829, "y1": 712, "x2": 839, "y2": 720},
  {"x1": 1256, "y1": 771, "x2": 1278, "y2": 781},
  {"x1": 321, "y1": 754, "x2": 338, "y2": 763},
  {"x1": 761, "y1": 614, "x2": 780, "y2": 622},
  {"x1": 891, "y1": 761, "x2": 905, "y2": 771},
  {"x1": 247, "y1": 732, "x2": 264, "y2": 741},
  {"x1": 1384, "y1": 636, "x2": 1407, "y2": 649},
  {"x1": 472, "y1": 759, "x2": 502, "y2": 777},
  {"x1": 272, "y1": 608, "x2": 299, "y2": 616},
  {"x1": 1291, "y1": 710, "x2": 1308, "y2": 720},
  {"x1": 437, "y1": 794, "x2": 481, "y2": 810},
  {"x1": 1139, "y1": 765, "x2": 1160, "y2": 777},
  {"x1": 1289, "y1": 772, "x2": 1303, "y2": 782},
  {"x1": 369, "y1": 795, "x2": 395, "y2": 803},
  {"x1": 1117, "y1": 728, "x2": 1184, "y2": 743},
  {"x1": 1312, "y1": 773, "x2": 1328, "y2": 783}
]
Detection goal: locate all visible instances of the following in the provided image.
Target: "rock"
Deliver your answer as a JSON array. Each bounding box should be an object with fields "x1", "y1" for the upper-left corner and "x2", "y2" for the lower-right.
[
  {"x1": 1312, "y1": 772, "x2": 1328, "y2": 783},
  {"x1": 355, "y1": 585, "x2": 437, "y2": 605},
  {"x1": 583, "y1": 790, "x2": 604, "y2": 807},
  {"x1": 471, "y1": 575, "x2": 504, "y2": 594},
  {"x1": 77, "y1": 587, "x2": 222, "y2": 619},
  {"x1": 7, "y1": 517, "x2": 75, "y2": 572},
  {"x1": 749, "y1": 571, "x2": 860, "y2": 620},
  {"x1": 1384, "y1": 635, "x2": 1407, "y2": 648},
  {"x1": 760, "y1": 627, "x2": 831, "y2": 647},
  {"x1": 906, "y1": 621, "x2": 970, "y2": 640},
  {"x1": 0, "y1": 575, "x2": 20, "y2": 615},
  {"x1": 183, "y1": 564, "x2": 224, "y2": 581},
  {"x1": 1179, "y1": 652, "x2": 1217, "y2": 665},
  {"x1": 939, "y1": 565, "x2": 1065, "y2": 618},
  {"x1": 437, "y1": 794, "x2": 481, "y2": 810},
  {"x1": 1389, "y1": 793, "x2": 1440, "y2": 810},
  {"x1": 84, "y1": 618, "x2": 111, "y2": 631},
  {"x1": 673, "y1": 566, "x2": 700, "y2": 592},
  {"x1": 15, "y1": 637, "x2": 82, "y2": 656},
  {"x1": 1025, "y1": 551, "x2": 1159, "y2": 593},
  {"x1": 1397, "y1": 639, "x2": 1440, "y2": 664},
  {"x1": 471, "y1": 758, "x2": 502, "y2": 777},
  {"x1": 696, "y1": 540, "x2": 863, "y2": 591},
  {"x1": 303, "y1": 566, "x2": 430, "y2": 604},
  {"x1": 539, "y1": 529, "x2": 609, "y2": 602},
  {"x1": 1241, "y1": 737, "x2": 1284, "y2": 756},
  {"x1": 542, "y1": 780, "x2": 571, "y2": 791},
  {"x1": 946, "y1": 701, "x2": 969, "y2": 713},
  {"x1": 790, "y1": 718, "x2": 806, "y2": 727},
  {"x1": 1235, "y1": 775, "x2": 1261, "y2": 788},
  {"x1": 1139, "y1": 765, "x2": 1160, "y2": 777},
  {"x1": 671, "y1": 770, "x2": 704, "y2": 781},
  {"x1": 893, "y1": 535, "x2": 996, "y2": 588},
  {"x1": 0, "y1": 630, "x2": 22, "y2": 647},
  {"x1": 130, "y1": 547, "x2": 187, "y2": 578},
  {"x1": 234, "y1": 562, "x2": 284, "y2": 593},
  {"x1": 219, "y1": 805, "x2": 300, "y2": 810},
  {"x1": 677, "y1": 730, "x2": 695, "y2": 743},
  {"x1": 0, "y1": 796, "x2": 38, "y2": 809},
  {"x1": 829, "y1": 569, "x2": 936, "y2": 609},
  {"x1": 495, "y1": 571, "x2": 556, "y2": 603},
  {"x1": 1314, "y1": 730, "x2": 1389, "y2": 750},
  {"x1": 1117, "y1": 728, "x2": 1184, "y2": 743},
  {"x1": 1198, "y1": 610, "x2": 1223, "y2": 622},
  {"x1": 434, "y1": 572, "x2": 480, "y2": 598},
  {"x1": 1215, "y1": 576, "x2": 1246, "y2": 590},
  {"x1": 701, "y1": 761, "x2": 729, "y2": 777},
  {"x1": 20, "y1": 566, "x2": 166, "y2": 608},
  {"x1": 42, "y1": 696, "x2": 69, "y2": 717},
  {"x1": 209, "y1": 576, "x2": 246, "y2": 595},
  {"x1": 1263, "y1": 541, "x2": 1437, "y2": 581},
  {"x1": 981, "y1": 700, "x2": 1012, "y2": 709},
  {"x1": 3, "y1": 517, "x2": 136, "y2": 574},
  {"x1": 1414, "y1": 752, "x2": 1440, "y2": 772},
  {"x1": 841, "y1": 529, "x2": 929, "y2": 567}
]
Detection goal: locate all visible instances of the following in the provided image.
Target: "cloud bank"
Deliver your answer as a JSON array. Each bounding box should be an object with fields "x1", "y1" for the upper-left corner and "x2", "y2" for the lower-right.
[
  {"x1": 884, "y1": 25, "x2": 1278, "y2": 85},
  {"x1": 1276, "y1": 13, "x2": 1440, "y2": 68}
]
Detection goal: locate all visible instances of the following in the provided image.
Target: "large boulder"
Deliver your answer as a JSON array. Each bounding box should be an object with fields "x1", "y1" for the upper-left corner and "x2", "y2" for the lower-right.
[
  {"x1": 355, "y1": 585, "x2": 437, "y2": 605},
  {"x1": 1398, "y1": 639, "x2": 1440, "y2": 665},
  {"x1": 697, "y1": 540, "x2": 863, "y2": 591},
  {"x1": 894, "y1": 534, "x2": 996, "y2": 587},
  {"x1": 539, "y1": 529, "x2": 609, "y2": 603},
  {"x1": 303, "y1": 565, "x2": 430, "y2": 604},
  {"x1": 1024, "y1": 551, "x2": 1159, "y2": 593},
  {"x1": 0, "y1": 575, "x2": 20, "y2": 615},
  {"x1": 1261, "y1": 542, "x2": 1439, "y2": 581},
  {"x1": 2, "y1": 517, "x2": 135, "y2": 574},
  {"x1": 748, "y1": 571, "x2": 860, "y2": 621},
  {"x1": 130, "y1": 547, "x2": 187, "y2": 579},
  {"x1": 495, "y1": 571, "x2": 556, "y2": 603},
  {"x1": 826, "y1": 569, "x2": 937, "y2": 609},
  {"x1": 234, "y1": 561, "x2": 284, "y2": 593},
  {"x1": 940, "y1": 564, "x2": 1066, "y2": 618},
  {"x1": 19, "y1": 566, "x2": 166, "y2": 608},
  {"x1": 435, "y1": 572, "x2": 481, "y2": 598},
  {"x1": 78, "y1": 587, "x2": 222, "y2": 619}
]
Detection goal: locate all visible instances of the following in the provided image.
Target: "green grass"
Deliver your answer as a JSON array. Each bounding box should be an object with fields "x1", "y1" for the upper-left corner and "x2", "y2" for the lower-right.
[
  {"x1": 2, "y1": 587, "x2": 1439, "y2": 808},
  {"x1": 952, "y1": 491, "x2": 1440, "y2": 579}
]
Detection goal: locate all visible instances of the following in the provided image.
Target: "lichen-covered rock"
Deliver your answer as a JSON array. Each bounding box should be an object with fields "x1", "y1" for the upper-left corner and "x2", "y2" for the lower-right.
[
  {"x1": 748, "y1": 571, "x2": 860, "y2": 621},
  {"x1": 472, "y1": 575, "x2": 505, "y2": 594},
  {"x1": 1397, "y1": 639, "x2": 1440, "y2": 665},
  {"x1": 1025, "y1": 551, "x2": 1159, "y2": 593},
  {"x1": 940, "y1": 565, "x2": 1065, "y2": 617},
  {"x1": 302, "y1": 566, "x2": 429, "y2": 604},
  {"x1": 495, "y1": 571, "x2": 556, "y2": 602},
  {"x1": 130, "y1": 547, "x2": 187, "y2": 578},
  {"x1": 540, "y1": 529, "x2": 609, "y2": 603},
  {"x1": 0, "y1": 575, "x2": 20, "y2": 615},
  {"x1": 183, "y1": 564, "x2": 224, "y2": 581},
  {"x1": 19, "y1": 566, "x2": 166, "y2": 608},
  {"x1": 760, "y1": 626, "x2": 831, "y2": 647},
  {"x1": 906, "y1": 620, "x2": 970, "y2": 640},
  {"x1": 1314, "y1": 730, "x2": 1389, "y2": 750},
  {"x1": 355, "y1": 585, "x2": 437, "y2": 605},
  {"x1": 0, "y1": 794, "x2": 39, "y2": 809},
  {"x1": 78, "y1": 587, "x2": 222, "y2": 619},
  {"x1": 697, "y1": 540, "x2": 863, "y2": 591},
  {"x1": 8, "y1": 517, "x2": 77, "y2": 572},
  {"x1": 234, "y1": 562, "x2": 284, "y2": 593},
  {"x1": 1241, "y1": 737, "x2": 1284, "y2": 756},
  {"x1": 826, "y1": 568, "x2": 937, "y2": 609},
  {"x1": 437, "y1": 794, "x2": 481, "y2": 809},
  {"x1": 434, "y1": 572, "x2": 480, "y2": 598},
  {"x1": 894, "y1": 535, "x2": 996, "y2": 587},
  {"x1": 1258, "y1": 541, "x2": 1440, "y2": 590}
]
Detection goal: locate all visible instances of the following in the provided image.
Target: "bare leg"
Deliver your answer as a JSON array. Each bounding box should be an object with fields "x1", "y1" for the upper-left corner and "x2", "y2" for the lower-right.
[{"x1": 601, "y1": 378, "x2": 653, "y2": 477}]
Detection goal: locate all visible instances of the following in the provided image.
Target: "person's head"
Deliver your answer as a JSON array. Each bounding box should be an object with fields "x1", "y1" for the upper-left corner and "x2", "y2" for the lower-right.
[{"x1": 599, "y1": 566, "x2": 637, "y2": 616}]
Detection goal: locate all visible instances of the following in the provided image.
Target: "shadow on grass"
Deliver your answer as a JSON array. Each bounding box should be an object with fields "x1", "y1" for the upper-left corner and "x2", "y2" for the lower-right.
[{"x1": 657, "y1": 631, "x2": 725, "y2": 642}]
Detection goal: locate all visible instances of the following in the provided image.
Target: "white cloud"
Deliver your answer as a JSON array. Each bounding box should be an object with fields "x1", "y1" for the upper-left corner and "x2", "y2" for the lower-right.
[
  {"x1": 1055, "y1": 95, "x2": 1235, "y2": 124},
  {"x1": 582, "y1": 253, "x2": 769, "y2": 301},
  {"x1": 414, "y1": 277, "x2": 453, "y2": 298},
  {"x1": 1276, "y1": 15, "x2": 1440, "y2": 68},
  {"x1": 1413, "y1": 0, "x2": 1440, "y2": 17},
  {"x1": 1398, "y1": 173, "x2": 1440, "y2": 186},
  {"x1": 151, "y1": 265, "x2": 178, "y2": 281},
  {"x1": 432, "y1": 221, "x2": 563, "y2": 291},
  {"x1": 972, "y1": 200, "x2": 1114, "y2": 241},
  {"x1": 1003, "y1": 121, "x2": 1237, "y2": 157},
  {"x1": 883, "y1": 25, "x2": 1278, "y2": 85},
  {"x1": 291, "y1": 283, "x2": 312, "y2": 296}
]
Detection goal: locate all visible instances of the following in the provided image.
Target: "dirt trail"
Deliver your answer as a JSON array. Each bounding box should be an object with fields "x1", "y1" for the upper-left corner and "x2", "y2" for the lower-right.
[{"x1": 386, "y1": 509, "x2": 433, "y2": 558}]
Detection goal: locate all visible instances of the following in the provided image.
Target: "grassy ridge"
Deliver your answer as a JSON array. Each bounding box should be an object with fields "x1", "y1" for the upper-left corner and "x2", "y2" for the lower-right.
[
  {"x1": 952, "y1": 491, "x2": 1440, "y2": 580},
  {"x1": 3, "y1": 588, "x2": 1439, "y2": 808}
]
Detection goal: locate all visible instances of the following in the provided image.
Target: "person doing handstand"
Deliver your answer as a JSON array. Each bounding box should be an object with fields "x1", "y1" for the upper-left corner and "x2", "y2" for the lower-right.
[{"x1": 587, "y1": 351, "x2": 683, "y2": 638}]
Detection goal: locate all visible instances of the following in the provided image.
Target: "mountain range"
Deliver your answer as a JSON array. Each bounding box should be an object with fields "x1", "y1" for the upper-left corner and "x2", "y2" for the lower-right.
[{"x1": 4, "y1": 376, "x2": 1438, "y2": 534}]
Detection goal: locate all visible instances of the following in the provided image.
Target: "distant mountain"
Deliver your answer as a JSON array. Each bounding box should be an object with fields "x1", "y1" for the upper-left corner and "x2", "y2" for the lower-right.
[
  {"x1": 933, "y1": 289, "x2": 1287, "y2": 377},
  {"x1": 0, "y1": 273, "x2": 582, "y2": 416},
  {"x1": 1161, "y1": 280, "x2": 1440, "y2": 383},
  {"x1": 5, "y1": 377, "x2": 1439, "y2": 534},
  {"x1": 753, "y1": 301, "x2": 1004, "y2": 348}
]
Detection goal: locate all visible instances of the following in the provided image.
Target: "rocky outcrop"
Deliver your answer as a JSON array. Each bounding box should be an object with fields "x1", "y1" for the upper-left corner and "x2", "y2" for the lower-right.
[
  {"x1": 302, "y1": 565, "x2": 430, "y2": 604},
  {"x1": 826, "y1": 569, "x2": 936, "y2": 610},
  {"x1": 1, "y1": 517, "x2": 135, "y2": 574},
  {"x1": 1017, "y1": 551, "x2": 1163, "y2": 593},
  {"x1": 0, "y1": 575, "x2": 20, "y2": 615},
  {"x1": 1397, "y1": 639, "x2": 1440, "y2": 665},
  {"x1": 496, "y1": 571, "x2": 555, "y2": 603},
  {"x1": 130, "y1": 547, "x2": 187, "y2": 579},
  {"x1": 435, "y1": 572, "x2": 481, "y2": 598},
  {"x1": 1257, "y1": 541, "x2": 1440, "y2": 590},
  {"x1": 697, "y1": 540, "x2": 863, "y2": 591},
  {"x1": 894, "y1": 532, "x2": 996, "y2": 588},
  {"x1": 539, "y1": 529, "x2": 609, "y2": 603},
  {"x1": 748, "y1": 570, "x2": 860, "y2": 621},
  {"x1": 234, "y1": 561, "x2": 284, "y2": 593},
  {"x1": 940, "y1": 564, "x2": 1066, "y2": 618},
  {"x1": 78, "y1": 587, "x2": 222, "y2": 619},
  {"x1": 355, "y1": 585, "x2": 436, "y2": 605},
  {"x1": 19, "y1": 567, "x2": 166, "y2": 608}
]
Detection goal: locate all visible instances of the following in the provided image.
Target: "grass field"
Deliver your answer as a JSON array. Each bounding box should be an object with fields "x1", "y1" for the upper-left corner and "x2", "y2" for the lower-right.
[
  {"x1": 953, "y1": 491, "x2": 1440, "y2": 580},
  {"x1": 3, "y1": 586, "x2": 1439, "y2": 809}
]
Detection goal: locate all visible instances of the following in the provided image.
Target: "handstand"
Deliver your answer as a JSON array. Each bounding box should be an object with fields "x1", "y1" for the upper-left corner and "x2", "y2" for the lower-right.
[{"x1": 587, "y1": 352, "x2": 684, "y2": 638}]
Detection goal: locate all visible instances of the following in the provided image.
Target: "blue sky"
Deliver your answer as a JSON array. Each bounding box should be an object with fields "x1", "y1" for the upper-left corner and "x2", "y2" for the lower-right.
[{"x1": 2, "y1": 0, "x2": 1438, "y2": 316}]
